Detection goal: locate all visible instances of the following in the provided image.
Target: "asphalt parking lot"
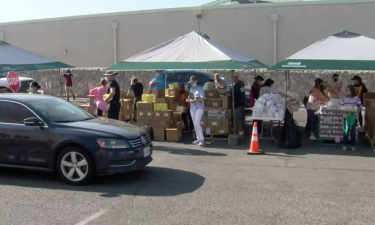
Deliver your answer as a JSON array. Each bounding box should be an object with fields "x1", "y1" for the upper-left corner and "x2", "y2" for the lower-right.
[{"x1": 2, "y1": 99, "x2": 374, "y2": 225}]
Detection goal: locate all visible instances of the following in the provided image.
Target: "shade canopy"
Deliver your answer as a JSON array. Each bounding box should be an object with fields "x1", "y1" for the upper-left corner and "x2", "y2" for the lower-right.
[
  {"x1": 271, "y1": 30, "x2": 375, "y2": 71},
  {"x1": 0, "y1": 42, "x2": 72, "y2": 73},
  {"x1": 106, "y1": 31, "x2": 268, "y2": 71}
]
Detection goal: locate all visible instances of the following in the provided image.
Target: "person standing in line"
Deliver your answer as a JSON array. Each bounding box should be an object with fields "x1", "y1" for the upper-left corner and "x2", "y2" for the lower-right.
[
  {"x1": 351, "y1": 75, "x2": 368, "y2": 127},
  {"x1": 249, "y1": 75, "x2": 264, "y2": 132},
  {"x1": 327, "y1": 73, "x2": 342, "y2": 99},
  {"x1": 104, "y1": 71, "x2": 121, "y2": 120},
  {"x1": 62, "y1": 69, "x2": 76, "y2": 101},
  {"x1": 232, "y1": 73, "x2": 246, "y2": 138},
  {"x1": 176, "y1": 83, "x2": 191, "y2": 132},
  {"x1": 187, "y1": 76, "x2": 205, "y2": 146},
  {"x1": 130, "y1": 77, "x2": 143, "y2": 122},
  {"x1": 94, "y1": 78, "x2": 108, "y2": 117}
]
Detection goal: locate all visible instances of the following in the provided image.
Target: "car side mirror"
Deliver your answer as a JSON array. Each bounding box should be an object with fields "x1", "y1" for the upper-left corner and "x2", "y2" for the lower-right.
[{"x1": 24, "y1": 117, "x2": 44, "y2": 126}]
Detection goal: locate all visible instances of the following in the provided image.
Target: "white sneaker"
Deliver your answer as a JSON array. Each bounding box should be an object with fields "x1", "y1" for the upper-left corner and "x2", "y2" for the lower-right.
[
  {"x1": 310, "y1": 134, "x2": 317, "y2": 141},
  {"x1": 192, "y1": 140, "x2": 200, "y2": 145},
  {"x1": 199, "y1": 141, "x2": 205, "y2": 146}
]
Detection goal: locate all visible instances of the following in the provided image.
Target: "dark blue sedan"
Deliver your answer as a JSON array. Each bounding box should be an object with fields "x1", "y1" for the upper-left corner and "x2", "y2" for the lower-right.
[{"x1": 0, "y1": 94, "x2": 153, "y2": 185}]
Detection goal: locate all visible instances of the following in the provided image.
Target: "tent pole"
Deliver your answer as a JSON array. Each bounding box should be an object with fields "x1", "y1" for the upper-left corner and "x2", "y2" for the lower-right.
[
  {"x1": 231, "y1": 70, "x2": 236, "y2": 134},
  {"x1": 284, "y1": 70, "x2": 288, "y2": 94}
]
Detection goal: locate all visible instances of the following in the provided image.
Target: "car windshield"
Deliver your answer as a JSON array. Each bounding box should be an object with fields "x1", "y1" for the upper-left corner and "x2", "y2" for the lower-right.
[{"x1": 28, "y1": 98, "x2": 95, "y2": 123}]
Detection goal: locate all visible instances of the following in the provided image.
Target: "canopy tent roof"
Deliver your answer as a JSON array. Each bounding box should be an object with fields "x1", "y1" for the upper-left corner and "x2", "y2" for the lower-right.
[
  {"x1": 271, "y1": 30, "x2": 375, "y2": 71},
  {"x1": 0, "y1": 41, "x2": 72, "y2": 73},
  {"x1": 106, "y1": 31, "x2": 268, "y2": 71}
]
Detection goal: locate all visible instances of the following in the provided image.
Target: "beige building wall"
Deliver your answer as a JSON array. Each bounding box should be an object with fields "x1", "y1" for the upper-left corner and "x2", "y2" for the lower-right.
[{"x1": 1, "y1": 1, "x2": 375, "y2": 68}]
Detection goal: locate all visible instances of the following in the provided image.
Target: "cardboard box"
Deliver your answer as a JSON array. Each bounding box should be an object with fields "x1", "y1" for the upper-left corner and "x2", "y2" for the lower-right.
[
  {"x1": 216, "y1": 119, "x2": 233, "y2": 134},
  {"x1": 221, "y1": 96, "x2": 233, "y2": 109},
  {"x1": 205, "y1": 90, "x2": 219, "y2": 98},
  {"x1": 150, "y1": 90, "x2": 160, "y2": 98},
  {"x1": 165, "y1": 89, "x2": 178, "y2": 97},
  {"x1": 151, "y1": 123, "x2": 166, "y2": 141},
  {"x1": 200, "y1": 118, "x2": 207, "y2": 127},
  {"x1": 88, "y1": 95, "x2": 95, "y2": 107},
  {"x1": 170, "y1": 103, "x2": 178, "y2": 111},
  {"x1": 207, "y1": 118, "x2": 221, "y2": 127},
  {"x1": 156, "y1": 98, "x2": 166, "y2": 103},
  {"x1": 79, "y1": 104, "x2": 96, "y2": 116},
  {"x1": 205, "y1": 98, "x2": 222, "y2": 108},
  {"x1": 137, "y1": 111, "x2": 146, "y2": 120},
  {"x1": 176, "y1": 106, "x2": 187, "y2": 113},
  {"x1": 136, "y1": 102, "x2": 153, "y2": 111},
  {"x1": 157, "y1": 89, "x2": 165, "y2": 98},
  {"x1": 143, "y1": 89, "x2": 151, "y2": 95},
  {"x1": 165, "y1": 122, "x2": 183, "y2": 141}
]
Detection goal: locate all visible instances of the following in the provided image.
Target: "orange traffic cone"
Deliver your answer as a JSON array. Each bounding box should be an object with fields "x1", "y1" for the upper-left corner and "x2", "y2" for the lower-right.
[{"x1": 247, "y1": 122, "x2": 264, "y2": 155}]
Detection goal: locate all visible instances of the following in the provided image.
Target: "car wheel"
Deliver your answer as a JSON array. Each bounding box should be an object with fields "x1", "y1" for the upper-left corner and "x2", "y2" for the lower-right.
[{"x1": 57, "y1": 147, "x2": 95, "y2": 185}]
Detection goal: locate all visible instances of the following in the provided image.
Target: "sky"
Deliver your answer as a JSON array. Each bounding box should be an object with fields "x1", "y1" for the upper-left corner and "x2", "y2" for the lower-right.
[{"x1": 0, "y1": 0, "x2": 212, "y2": 23}]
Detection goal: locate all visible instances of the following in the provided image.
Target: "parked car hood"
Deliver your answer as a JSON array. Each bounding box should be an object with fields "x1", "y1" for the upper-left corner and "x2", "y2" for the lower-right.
[{"x1": 54, "y1": 118, "x2": 144, "y2": 139}]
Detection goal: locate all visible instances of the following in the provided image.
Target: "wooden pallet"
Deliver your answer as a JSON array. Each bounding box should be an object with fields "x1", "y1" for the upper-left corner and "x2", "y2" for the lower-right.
[{"x1": 317, "y1": 139, "x2": 360, "y2": 147}]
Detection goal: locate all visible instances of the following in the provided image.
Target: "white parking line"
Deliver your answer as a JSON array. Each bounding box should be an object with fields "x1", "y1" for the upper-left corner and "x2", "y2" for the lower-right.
[{"x1": 75, "y1": 209, "x2": 109, "y2": 225}]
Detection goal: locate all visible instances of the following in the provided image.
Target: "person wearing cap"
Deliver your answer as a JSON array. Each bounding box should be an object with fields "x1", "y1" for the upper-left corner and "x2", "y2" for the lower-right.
[
  {"x1": 61, "y1": 69, "x2": 75, "y2": 101},
  {"x1": 232, "y1": 72, "x2": 246, "y2": 137},
  {"x1": 187, "y1": 76, "x2": 205, "y2": 146},
  {"x1": 104, "y1": 71, "x2": 121, "y2": 120},
  {"x1": 351, "y1": 75, "x2": 368, "y2": 126},
  {"x1": 214, "y1": 73, "x2": 229, "y2": 95},
  {"x1": 306, "y1": 78, "x2": 330, "y2": 140},
  {"x1": 130, "y1": 77, "x2": 144, "y2": 121},
  {"x1": 28, "y1": 82, "x2": 41, "y2": 94}
]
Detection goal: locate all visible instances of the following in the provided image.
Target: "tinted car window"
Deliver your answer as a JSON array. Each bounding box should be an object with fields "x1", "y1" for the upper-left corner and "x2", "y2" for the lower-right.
[
  {"x1": 166, "y1": 73, "x2": 189, "y2": 83},
  {"x1": 165, "y1": 73, "x2": 179, "y2": 82},
  {"x1": 0, "y1": 101, "x2": 36, "y2": 124},
  {"x1": 28, "y1": 98, "x2": 94, "y2": 123}
]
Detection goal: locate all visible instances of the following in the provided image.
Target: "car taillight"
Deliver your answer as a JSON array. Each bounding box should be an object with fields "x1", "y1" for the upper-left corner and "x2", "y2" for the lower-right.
[{"x1": 149, "y1": 81, "x2": 157, "y2": 88}]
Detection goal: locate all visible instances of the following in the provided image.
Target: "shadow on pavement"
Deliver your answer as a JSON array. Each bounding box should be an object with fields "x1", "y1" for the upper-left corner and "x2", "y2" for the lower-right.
[
  {"x1": 0, "y1": 166, "x2": 205, "y2": 198},
  {"x1": 154, "y1": 146, "x2": 226, "y2": 156}
]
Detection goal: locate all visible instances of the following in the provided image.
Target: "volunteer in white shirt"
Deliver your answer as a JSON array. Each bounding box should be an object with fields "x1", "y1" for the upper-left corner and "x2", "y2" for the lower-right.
[{"x1": 187, "y1": 76, "x2": 205, "y2": 146}]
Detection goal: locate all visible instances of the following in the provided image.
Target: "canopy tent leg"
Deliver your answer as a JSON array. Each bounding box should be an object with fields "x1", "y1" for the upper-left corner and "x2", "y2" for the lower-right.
[{"x1": 231, "y1": 70, "x2": 236, "y2": 134}]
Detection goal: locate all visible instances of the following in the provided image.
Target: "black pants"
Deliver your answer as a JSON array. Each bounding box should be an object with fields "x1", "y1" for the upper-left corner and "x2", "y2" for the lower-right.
[
  {"x1": 107, "y1": 102, "x2": 121, "y2": 120},
  {"x1": 97, "y1": 109, "x2": 103, "y2": 117},
  {"x1": 182, "y1": 112, "x2": 189, "y2": 130},
  {"x1": 343, "y1": 119, "x2": 357, "y2": 146}
]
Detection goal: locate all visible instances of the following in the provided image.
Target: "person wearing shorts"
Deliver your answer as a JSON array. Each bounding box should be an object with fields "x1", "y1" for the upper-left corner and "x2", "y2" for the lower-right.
[{"x1": 232, "y1": 72, "x2": 246, "y2": 138}]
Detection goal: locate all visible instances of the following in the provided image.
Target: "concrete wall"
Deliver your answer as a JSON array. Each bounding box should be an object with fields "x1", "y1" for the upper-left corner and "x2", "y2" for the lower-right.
[{"x1": 1, "y1": 1, "x2": 375, "y2": 68}]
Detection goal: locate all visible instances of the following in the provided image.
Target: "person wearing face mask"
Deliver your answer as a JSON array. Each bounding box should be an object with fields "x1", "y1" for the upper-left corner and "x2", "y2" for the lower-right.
[
  {"x1": 28, "y1": 82, "x2": 41, "y2": 94},
  {"x1": 306, "y1": 78, "x2": 330, "y2": 140},
  {"x1": 176, "y1": 83, "x2": 192, "y2": 132},
  {"x1": 341, "y1": 85, "x2": 362, "y2": 151},
  {"x1": 249, "y1": 75, "x2": 264, "y2": 107},
  {"x1": 327, "y1": 73, "x2": 341, "y2": 99},
  {"x1": 351, "y1": 75, "x2": 368, "y2": 126},
  {"x1": 104, "y1": 71, "x2": 121, "y2": 120},
  {"x1": 187, "y1": 76, "x2": 205, "y2": 146}
]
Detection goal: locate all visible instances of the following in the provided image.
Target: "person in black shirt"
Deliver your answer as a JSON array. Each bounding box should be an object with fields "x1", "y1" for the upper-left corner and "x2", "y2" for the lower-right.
[
  {"x1": 232, "y1": 73, "x2": 246, "y2": 138},
  {"x1": 130, "y1": 77, "x2": 143, "y2": 121},
  {"x1": 104, "y1": 71, "x2": 121, "y2": 120}
]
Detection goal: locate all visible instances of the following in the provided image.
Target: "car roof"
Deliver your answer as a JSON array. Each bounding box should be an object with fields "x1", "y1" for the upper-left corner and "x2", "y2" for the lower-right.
[
  {"x1": 0, "y1": 93, "x2": 56, "y2": 104},
  {"x1": 164, "y1": 70, "x2": 213, "y2": 76}
]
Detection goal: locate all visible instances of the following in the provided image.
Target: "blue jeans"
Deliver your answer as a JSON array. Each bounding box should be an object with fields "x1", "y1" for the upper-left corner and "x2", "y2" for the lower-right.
[
  {"x1": 343, "y1": 119, "x2": 357, "y2": 146},
  {"x1": 307, "y1": 109, "x2": 318, "y2": 135}
]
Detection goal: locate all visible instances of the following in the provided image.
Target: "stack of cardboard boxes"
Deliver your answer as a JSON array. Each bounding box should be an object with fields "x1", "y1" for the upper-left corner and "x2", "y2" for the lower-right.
[
  {"x1": 201, "y1": 90, "x2": 233, "y2": 135},
  {"x1": 135, "y1": 88, "x2": 183, "y2": 142},
  {"x1": 364, "y1": 93, "x2": 375, "y2": 145}
]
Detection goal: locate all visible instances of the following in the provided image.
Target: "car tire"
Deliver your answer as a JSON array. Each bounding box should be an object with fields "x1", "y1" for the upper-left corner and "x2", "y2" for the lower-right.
[{"x1": 56, "y1": 147, "x2": 95, "y2": 185}]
